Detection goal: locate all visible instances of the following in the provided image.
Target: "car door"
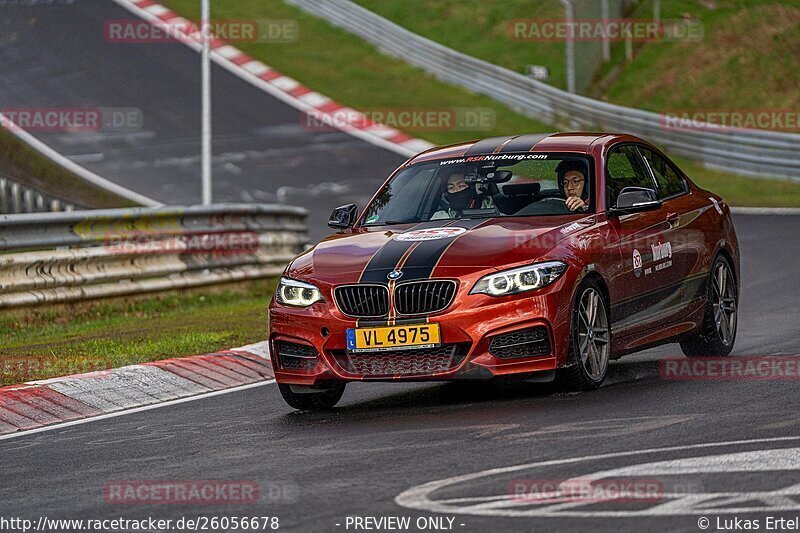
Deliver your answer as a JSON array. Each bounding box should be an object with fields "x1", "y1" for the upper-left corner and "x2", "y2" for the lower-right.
[
  {"x1": 638, "y1": 146, "x2": 707, "y2": 319},
  {"x1": 605, "y1": 144, "x2": 684, "y2": 342}
]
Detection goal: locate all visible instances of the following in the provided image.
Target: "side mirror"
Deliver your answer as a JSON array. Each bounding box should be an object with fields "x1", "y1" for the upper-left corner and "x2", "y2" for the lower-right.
[
  {"x1": 609, "y1": 187, "x2": 661, "y2": 216},
  {"x1": 328, "y1": 204, "x2": 359, "y2": 229}
]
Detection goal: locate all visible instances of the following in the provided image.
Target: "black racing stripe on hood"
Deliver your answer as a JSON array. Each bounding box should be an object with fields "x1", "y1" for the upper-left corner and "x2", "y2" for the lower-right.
[
  {"x1": 397, "y1": 219, "x2": 486, "y2": 281},
  {"x1": 358, "y1": 221, "x2": 450, "y2": 284},
  {"x1": 463, "y1": 136, "x2": 519, "y2": 156},
  {"x1": 498, "y1": 133, "x2": 554, "y2": 153}
]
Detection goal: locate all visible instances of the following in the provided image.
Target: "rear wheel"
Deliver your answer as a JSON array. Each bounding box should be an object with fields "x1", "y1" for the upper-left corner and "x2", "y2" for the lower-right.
[
  {"x1": 680, "y1": 255, "x2": 738, "y2": 357},
  {"x1": 558, "y1": 279, "x2": 610, "y2": 390},
  {"x1": 278, "y1": 383, "x2": 346, "y2": 410}
]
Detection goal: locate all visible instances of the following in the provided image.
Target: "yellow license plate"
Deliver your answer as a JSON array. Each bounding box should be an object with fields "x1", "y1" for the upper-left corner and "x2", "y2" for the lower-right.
[{"x1": 346, "y1": 324, "x2": 441, "y2": 353}]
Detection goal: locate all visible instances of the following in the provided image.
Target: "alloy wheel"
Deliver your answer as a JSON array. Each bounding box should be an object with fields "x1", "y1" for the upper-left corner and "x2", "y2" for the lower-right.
[
  {"x1": 577, "y1": 288, "x2": 610, "y2": 381},
  {"x1": 712, "y1": 261, "x2": 737, "y2": 346}
]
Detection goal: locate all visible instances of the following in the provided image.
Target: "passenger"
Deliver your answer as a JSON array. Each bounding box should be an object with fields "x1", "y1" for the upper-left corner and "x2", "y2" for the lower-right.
[{"x1": 431, "y1": 169, "x2": 494, "y2": 220}]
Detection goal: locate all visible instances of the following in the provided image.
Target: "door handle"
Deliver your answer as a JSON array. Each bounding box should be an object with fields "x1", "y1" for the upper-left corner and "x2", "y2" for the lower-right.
[{"x1": 666, "y1": 212, "x2": 680, "y2": 225}]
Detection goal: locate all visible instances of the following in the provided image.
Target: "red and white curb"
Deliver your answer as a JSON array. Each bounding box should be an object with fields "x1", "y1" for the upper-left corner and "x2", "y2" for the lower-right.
[
  {"x1": 111, "y1": 0, "x2": 434, "y2": 158},
  {"x1": 0, "y1": 342, "x2": 272, "y2": 436}
]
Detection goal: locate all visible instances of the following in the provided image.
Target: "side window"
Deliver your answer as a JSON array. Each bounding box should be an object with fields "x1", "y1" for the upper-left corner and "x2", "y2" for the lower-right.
[
  {"x1": 605, "y1": 145, "x2": 654, "y2": 208},
  {"x1": 640, "y1": 147, "x2": 687, "y2": 199}
]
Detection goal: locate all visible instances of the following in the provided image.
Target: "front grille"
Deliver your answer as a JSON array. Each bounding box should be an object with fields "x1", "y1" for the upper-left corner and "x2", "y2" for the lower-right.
[
  {"x1": 394, "y1": 280, "x2": 457, "y2": 315},
  {"x1": 275, "y1": 341, "x2": 318, "y2": 370},
  {"x1": 332, "y1": 344, "x2": 468, "y2": 376},
  {"x1": 334, "y1": 284, "x2": 390, "y2": 318},
  {"x1": 489, "y1": 327, "x2": 551, "y2": 359}
]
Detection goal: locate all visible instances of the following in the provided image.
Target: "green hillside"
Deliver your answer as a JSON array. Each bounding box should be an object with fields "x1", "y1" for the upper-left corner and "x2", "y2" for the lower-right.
[{"x1": 160, "y1": 0, "x2": 800, "y2": 206}]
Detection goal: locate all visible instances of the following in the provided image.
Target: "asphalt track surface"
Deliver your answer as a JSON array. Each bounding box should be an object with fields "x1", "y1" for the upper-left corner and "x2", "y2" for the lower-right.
[
  {"x1": 0, "y1": 214, "x2": 797, "y2": 533},
  {"x1": 0, "y1": 0, "x2": 405, "y2": 238}
]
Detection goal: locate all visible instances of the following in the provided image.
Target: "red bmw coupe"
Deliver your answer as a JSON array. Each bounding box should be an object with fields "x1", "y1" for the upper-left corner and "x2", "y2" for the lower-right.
[{"x1": 269, "y1": 133, "x2": 740, "y2": 410}]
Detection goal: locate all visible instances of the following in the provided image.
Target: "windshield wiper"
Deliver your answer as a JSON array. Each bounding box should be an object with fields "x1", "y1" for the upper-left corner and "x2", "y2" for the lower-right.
[
  {"x1": 456, "y1": 214, "x2": 499, "y2": 220},
  {"x1": 366, "y1": 219, "x2": 417, "y2": 226}
]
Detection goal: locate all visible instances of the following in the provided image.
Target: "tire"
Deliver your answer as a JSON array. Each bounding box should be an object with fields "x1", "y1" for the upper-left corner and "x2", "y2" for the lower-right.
[
  {"x1": 680, "y1": 255, "x2": 738, "y2": 357},
  {"x1": 278, "y1": 383, "x2": 346, "y2": 410},
  {"x1": 558, "y1": 278, "x2": 611, "y2": 391}
]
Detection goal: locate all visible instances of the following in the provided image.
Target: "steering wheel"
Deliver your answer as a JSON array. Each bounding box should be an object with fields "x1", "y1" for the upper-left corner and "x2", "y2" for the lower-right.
[{"x1": 541, "y1": 197, "x2": 572, "y2": 214}]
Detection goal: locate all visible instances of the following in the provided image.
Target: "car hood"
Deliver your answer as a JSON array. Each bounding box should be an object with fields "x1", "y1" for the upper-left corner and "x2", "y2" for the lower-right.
[{"x1": 287, "y1": 215, "x2": 594, "y2": 285}]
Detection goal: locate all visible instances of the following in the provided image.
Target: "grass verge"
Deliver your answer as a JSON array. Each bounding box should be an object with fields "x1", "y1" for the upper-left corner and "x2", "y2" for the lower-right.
[
  {"x1": 352, "y1": 0, "x2": 568, "y2": 88},
  {"x1": 0, "y1": 279, "x2": 276, "y2": 386},
  {"x1": 353, "y1": 0, "x2": 800, "y2": 114},
  {"x1": 602, "y1": 1, "x2": 800, "y2": 113}
]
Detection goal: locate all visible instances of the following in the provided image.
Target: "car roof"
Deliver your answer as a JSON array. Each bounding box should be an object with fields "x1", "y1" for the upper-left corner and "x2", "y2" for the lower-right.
[{"x1": 407, "y1": 132, "x2": 643, "y2": 165}]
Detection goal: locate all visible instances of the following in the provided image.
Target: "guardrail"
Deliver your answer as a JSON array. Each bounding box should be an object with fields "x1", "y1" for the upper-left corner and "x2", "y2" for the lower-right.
[
  {"x1": 0, "y1": 173, "x2": 80, "y2": 214},
  {"x1": 287, "y1": 0, "x2": 800, "y2": 180},
  {"x1": 0, "y1": 204, "x2": 307, "y2": 308}
]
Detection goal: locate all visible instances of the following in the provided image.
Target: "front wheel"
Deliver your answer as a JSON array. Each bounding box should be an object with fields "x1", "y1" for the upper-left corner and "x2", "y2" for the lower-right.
[
  {"x1": 558, "y1": 279, "x2": 611, "y2": 390},
  {"x1": 278, "y1": 383, "x2": 346, "y2": 410},
  {"x1": 680, "y1": 255, "x2": 738, "y2": 357}
]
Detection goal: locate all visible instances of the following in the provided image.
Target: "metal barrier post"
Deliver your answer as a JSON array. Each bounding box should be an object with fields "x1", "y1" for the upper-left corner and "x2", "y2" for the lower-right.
[
  {"x1": 10, "y1": 182, "x2": 20, "y2": 214},
  {"x1": 0, "y1": 178, "x2": 7, "y2": 213},
  {"x1": 559, "y1": 0, "x2": 577, "y2": 94}
]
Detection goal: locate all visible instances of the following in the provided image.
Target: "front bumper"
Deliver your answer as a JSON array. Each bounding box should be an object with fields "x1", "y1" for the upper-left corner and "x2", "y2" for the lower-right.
[{"x1": 268, "y1": 278, "x2": 573, "y2": 386}]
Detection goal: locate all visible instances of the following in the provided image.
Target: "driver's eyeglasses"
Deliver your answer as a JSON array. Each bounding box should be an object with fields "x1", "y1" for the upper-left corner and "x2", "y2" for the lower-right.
[{"x1": 563, "y1": 178, "x2": 585, "y2": 187}]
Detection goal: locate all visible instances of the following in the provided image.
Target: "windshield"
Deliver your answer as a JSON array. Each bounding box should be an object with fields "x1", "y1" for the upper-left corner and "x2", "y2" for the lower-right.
[{"x1": 361, "y1": 153, "x2": 594, "y2": 226}]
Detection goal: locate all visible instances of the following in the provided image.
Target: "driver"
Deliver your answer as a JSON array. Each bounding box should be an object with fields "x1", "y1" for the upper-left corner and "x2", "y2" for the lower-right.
[
  {"x1": 431, "y1": 168, "x2": 494, "y2": 220},
  {"x1": 556, "y1": 160, "x2": 590, "y2": 212}
]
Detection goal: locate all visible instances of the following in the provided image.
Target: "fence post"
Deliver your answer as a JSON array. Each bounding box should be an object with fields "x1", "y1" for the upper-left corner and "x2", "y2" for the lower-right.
[
  {"x1": 625, "y1": 33, "x2": 633, "y2": 62},
  {"x1": 10, "y1": 182, "x2": 21, "y2": 214},
  {"x1": 23, "y1": 189, "x2": 34, "y2": 213},
  {"x1": 601, "y1": 0, "x2": 611, "y2": 62},
  {"x1": 0, "y1": 178, "x2": 7, "y2": 213},
  {"x1": 559, "y1": 0, "x2": 576, "y2": 94}
]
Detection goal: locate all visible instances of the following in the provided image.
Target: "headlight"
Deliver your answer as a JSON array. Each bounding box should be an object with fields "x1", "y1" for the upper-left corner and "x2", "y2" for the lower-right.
[
  {"x1": 470, "y1": 261, "x2": 567, "y2": 297},
  {"x1": 275, "y1": 277, "x2": 324, "y2": 307}
]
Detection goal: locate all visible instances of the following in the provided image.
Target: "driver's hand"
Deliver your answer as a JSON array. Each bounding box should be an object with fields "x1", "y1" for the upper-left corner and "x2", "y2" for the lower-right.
[{"x1": 565, "y1": 196, "x2": 587, "y2": 212}]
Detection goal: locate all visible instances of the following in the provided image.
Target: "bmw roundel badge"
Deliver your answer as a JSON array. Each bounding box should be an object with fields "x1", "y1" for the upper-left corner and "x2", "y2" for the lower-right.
[{"x1": 387, "y1": 270, "x2": 404, "y2": 281}]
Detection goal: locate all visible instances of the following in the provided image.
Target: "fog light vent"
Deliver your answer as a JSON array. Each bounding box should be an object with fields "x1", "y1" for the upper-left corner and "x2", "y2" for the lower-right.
[
  {"x1": 489, "y1": 327, "x2": 551, "y2": 359},
  {"x1": 276, "y1": 341, "x2": 318, "y2": 370}
]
